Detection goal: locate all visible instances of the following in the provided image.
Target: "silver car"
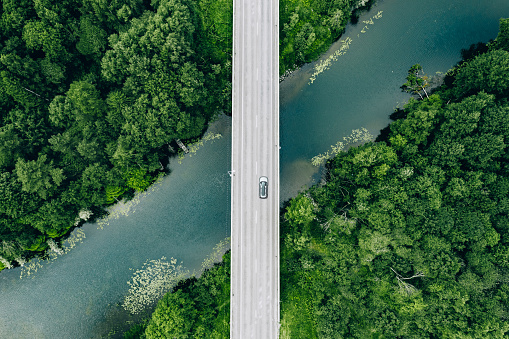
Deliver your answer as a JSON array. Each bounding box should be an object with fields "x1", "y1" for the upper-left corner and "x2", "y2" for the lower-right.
[{"x1": 259, "y1": 176, "x2": 268, "y2": 199}]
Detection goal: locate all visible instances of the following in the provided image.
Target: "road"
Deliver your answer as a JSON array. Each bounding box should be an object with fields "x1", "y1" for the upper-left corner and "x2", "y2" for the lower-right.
[{"x1": 230, "y1": 0, "x2": 280, "y2": 337}]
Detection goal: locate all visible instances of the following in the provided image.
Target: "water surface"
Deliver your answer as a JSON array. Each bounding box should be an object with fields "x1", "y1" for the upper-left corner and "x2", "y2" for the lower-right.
[
  {"x1": 280, "y1": 0, "x2": 509, "y2": 200},
  {"x1": 1, "y1": 0, "x2": 509, "y2": 337}
]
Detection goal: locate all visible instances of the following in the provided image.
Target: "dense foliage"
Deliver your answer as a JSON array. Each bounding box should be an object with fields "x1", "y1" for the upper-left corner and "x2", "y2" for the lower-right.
[
  {"x1": 137, "y1": 18, "x2": 509, "y2": 338},
  {"x1": 0, "y1": 0, "x2": 370, "y2": 271},
  {"x1": 193, "y1": 0, "x2": 371, "y2": 75},
  {"x1": 0, "y1": 0, "x2": 229, "y2": 269},
  {"x1": 279, "y1": 0, "x2": 370, "y2": 74},
  {"x1": 132, "y1": 251, "x2": 230, "y2": 338},
  {"x1": 278, "y1": 18, "x2": 509, "y2": 337}
]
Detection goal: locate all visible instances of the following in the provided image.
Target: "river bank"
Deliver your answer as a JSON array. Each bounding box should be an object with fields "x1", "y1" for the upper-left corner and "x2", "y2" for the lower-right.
[
  {"x1": 2, "y1": 0, "x2": 508, "y2": 337},
  {"x1": 279, "y1": 0, "x2": 376, "y2": 83},
  {"x1": 0, "y1": 113, "x2": 233, "y2": 339}
]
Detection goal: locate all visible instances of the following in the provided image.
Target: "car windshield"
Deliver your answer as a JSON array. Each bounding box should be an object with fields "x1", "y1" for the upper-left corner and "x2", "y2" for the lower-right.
[{"x1": 259, "y1": 177, "x2": 268, "y2": 198}]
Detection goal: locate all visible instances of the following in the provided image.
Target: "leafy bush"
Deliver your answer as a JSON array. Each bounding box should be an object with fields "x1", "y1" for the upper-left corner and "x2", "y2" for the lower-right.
[
  {"x1": 277, "y1": 20, "x2": 509, "y2": 336},
  {"x1": 143, "y1": 251, "x2": 230, "y2": 338}
]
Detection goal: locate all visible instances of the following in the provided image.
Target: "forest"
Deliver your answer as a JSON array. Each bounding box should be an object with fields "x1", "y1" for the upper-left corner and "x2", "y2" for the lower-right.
[
  {"x1": 0, "y1": 0, "x2": 231, "y2": 269},
  {"x1": 133, "y1": 18, "x2": 509, "y2": 338},
  {"x1": 0, "y1": 0, "x2": 367, "y2": 271},
  {"x1": 125, "y1": 251, "x2": 231, "y2": 338},
  {"x1": 279, "y1": 0, "x2": 367, "y2": 74}
]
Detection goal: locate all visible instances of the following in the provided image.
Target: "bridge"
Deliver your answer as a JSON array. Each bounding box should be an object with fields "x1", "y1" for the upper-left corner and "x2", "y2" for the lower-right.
[{"x1": 230, "y1": 0, "x2": 280, "y2": 337}]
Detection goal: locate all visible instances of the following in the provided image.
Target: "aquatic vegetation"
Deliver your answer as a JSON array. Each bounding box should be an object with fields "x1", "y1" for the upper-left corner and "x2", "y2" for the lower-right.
[
  {"x1": 15, "y1": 257, "x2": 26, "y2": 267},
  {"x1": 122, "y1": 257, "x2": 190, "y2": 314},
  {"x1": 309, "y1": 37, "x2": 353, "y2": 84},
  {"x1": 311, "y1": 128, "x2": 374, "y2": 167},
  {"x1": 177, "y1": 132, "x2": 223, "y2": 164},
  {"x1": 19, "y1": 229, "x2": 86, "y2": 279},
  {"x1": 97, "y1": 175, "x2": 164, "y2": 230},
  {"x1": 47, "y1": 239, "x2": 63, "y2": 255},
  {"x1": 74, "y1": 209, "x2": 94, "y2": 226},
  {"x1": 201, "y1": 237, "x2": 231, "y2": 270},
  {"x1": 62, "y1": 229, "x2": 86, "y2": 254},
  {"x1": 309, "y1": 11, "x2": 383, "y2": 84},
  {"x1": 19, "y1": 258, "x2": 43, "y2": 279},
  {"x1": 0, "y1": 256, "x2": 11, "y2": 269},
  {"x1": 122, "y1": 237, "x2": 230, "y2": 316}
]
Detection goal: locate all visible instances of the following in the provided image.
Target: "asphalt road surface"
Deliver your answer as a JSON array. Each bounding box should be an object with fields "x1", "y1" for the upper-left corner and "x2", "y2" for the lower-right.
[{"x1": 230, "y1": 0, "x2": 280, "y2": 337}]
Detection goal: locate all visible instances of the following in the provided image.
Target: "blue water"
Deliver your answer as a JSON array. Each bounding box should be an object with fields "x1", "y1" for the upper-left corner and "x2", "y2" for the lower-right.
[
  {"x1": 0, "y1": 117, "x2": 232, "y2": 338},
  {"x1": 1, "y1": 0, "x2": 508, "y2": 337},
  {"x1": 280, "y1": 0, "x2": 509, "y2": 200}
]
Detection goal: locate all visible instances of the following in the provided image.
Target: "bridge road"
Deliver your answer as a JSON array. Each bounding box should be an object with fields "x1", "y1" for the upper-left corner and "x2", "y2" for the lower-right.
[{"x1": 230, "y1": 0, "x2": 280, "y2": 337}]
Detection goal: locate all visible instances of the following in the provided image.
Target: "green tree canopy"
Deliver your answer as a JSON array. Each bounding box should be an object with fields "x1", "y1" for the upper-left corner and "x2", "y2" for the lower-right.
[
  {"x1": 401, "y1": 64, "x2": 430, "y2": 99},
  {"x1": 15, "y1": 154, "x2": 65, "y2": 199},
  {"x1": 101, "y1": 0, "x2": 208, "y2": 154},
  {"x1": 494, "y1": 18, "x2": 509, "y2": 51},
  {"x1": 454, "y1": 49, "x2": 509, "y2": 97},
  {"x1": 143, "y1": 251, "x2": 230, "y2": 338},
  {"x1": 76, "y1": 15, "x2": 107, "y2": 57}
]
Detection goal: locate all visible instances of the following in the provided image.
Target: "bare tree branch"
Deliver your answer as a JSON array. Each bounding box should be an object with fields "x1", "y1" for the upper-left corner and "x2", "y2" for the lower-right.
[{"x1": 390, "y1": 267, "x2": 425, "y2": 296}]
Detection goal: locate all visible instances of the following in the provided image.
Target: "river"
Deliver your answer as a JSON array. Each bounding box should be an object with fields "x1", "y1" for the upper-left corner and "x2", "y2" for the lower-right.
[{"x1": 1, "y1": 0, "x2": 508, "y2": 337}]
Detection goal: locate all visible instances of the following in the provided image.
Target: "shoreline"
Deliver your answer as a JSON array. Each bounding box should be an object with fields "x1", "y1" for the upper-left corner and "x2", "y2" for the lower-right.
[{"x1": 278, "y1": 0, "x2": 377, "y2": 84}]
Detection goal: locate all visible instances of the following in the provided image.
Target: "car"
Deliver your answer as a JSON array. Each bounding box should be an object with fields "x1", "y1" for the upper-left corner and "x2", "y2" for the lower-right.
[{"x1": 259, "y1": 176, "x2": 268, "y2": 199}]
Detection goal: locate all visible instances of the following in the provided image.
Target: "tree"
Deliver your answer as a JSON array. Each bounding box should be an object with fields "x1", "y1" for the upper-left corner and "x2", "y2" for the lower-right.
[
  {"x1": 66, "y1": 80, "x2": 106, "y2": 124},
  {"x1": 0, "y1": 71, "x2": 45, "y2": 108},
  {"x1": 80, "y1": 163, "x2": 108, "y2": 205},
  {"x1": 454, "y1": 49, "x2": 509, "y2": 97},
  {"x1": 285, "y1": 194, "x2": 316, "y2": 227},
  {"x1": 39, "y1": 57, "x2": 65, "y2": 84},
  {"x1": 430, "y1": 93, "x2": 509, "y2": 172},
  {"x1": 294, "y1": 23, "x2": 317, "y2": 63},
  {"x1": 15, "y1": 154, "x2": 65, "y2": 199},
  {"x1": 0, "y1": 124, "x2": 23, "y2": 169},
  {"x1": 105, "y1": 90, "x2": 129, "y2": 133},
  {"x1": 124, "y1": 168, "x2": 152, "y2": 192},
  {"x1": 48, "y1": 95, "x2": 73, "y2": 129},
  {"x1": 80, "y1": 0, "x2": 144, "y2": 31},
  {"x1": 2, "y1": 109, "x2": 49, "y2": 164},
  {"x1": 1, "y1": 0, "x2": 37, "y2": 36},
  {"x1": 76, "y1": 15, "x2": 107, "y2": 57},
  {"x1": 479, "y1": 103, "x2": 509, "y2": 140},
  {"x1": 110, "y1": 135, "x2": 142, "y2": 169},
  {"x1": 389, "y1": 95, "x2": 442, "y2": 147},
  {"x1": 358, "y1": 227, "x2": 391, "y2": 263},
  {"x1": 494, "y1": 18, "x2": 509, "y2": 51},
  {"x1": 462, "y1": 132, "x2": 505, "y2": 169},
  {"x1": 144, "y1": 287, "x2": 197, "y2": 338},
  {"x1": 0, "y1": 171, "x2": 41, "y2": 219},
  {"x1": 105, "y1": 185, "x2": 127, "y2": 204},
  {"x1": 19, "y1": 197, "x2": 77, "y2": 237},
  {"x1": 22, "y1": 20, "x2": 69, "y2": 61},
  {"x1": 197, "y1": 0, "x2": 233, "y2": 61},
  {"x1": 47, "y1": 81, "x2": 108, "y2": 171},
  {"x1": 401, "y1": 64, "x2": 430, "y2": 99},
  {"x1": 101, "y1": 0, "x2": 207, "y2": 149},
  {"x1": 177, "y1": 62, "x2": 206, "y2": 107}
]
